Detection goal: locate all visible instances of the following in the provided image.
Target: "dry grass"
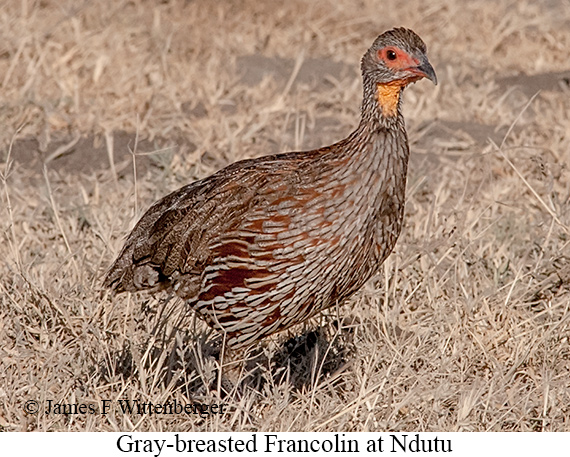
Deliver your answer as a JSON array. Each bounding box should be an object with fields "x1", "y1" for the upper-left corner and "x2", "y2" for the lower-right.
[{"x1": 1, "y1": 0, "x2": 569, "y2": 432}]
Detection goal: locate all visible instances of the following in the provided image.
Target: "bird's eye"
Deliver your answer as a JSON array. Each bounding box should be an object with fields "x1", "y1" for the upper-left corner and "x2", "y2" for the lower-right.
[{"x1": 386, "y1": 50, "x2": 397, "y2": 61}]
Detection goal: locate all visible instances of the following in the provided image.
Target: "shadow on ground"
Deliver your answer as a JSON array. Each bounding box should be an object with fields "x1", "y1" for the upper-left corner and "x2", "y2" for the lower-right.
[{"x1": 97, "y1": 296, "x2": 355, "y2": 403}]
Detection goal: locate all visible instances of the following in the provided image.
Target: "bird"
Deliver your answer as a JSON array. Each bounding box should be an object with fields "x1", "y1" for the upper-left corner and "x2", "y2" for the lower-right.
[{"x1": 104, "y1": 27, "x2": 437, "y2": 350}]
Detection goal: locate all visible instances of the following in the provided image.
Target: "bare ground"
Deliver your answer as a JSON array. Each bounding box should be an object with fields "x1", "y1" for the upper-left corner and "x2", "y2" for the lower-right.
[{"x1": 1, "y1": 0, "x2": 569, "y2": 431}]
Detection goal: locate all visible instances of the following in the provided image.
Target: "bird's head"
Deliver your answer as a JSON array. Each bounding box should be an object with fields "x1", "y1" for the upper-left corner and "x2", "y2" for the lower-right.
[{"x1": 361, "y1": 28, "x2": 437, "y2": 117}]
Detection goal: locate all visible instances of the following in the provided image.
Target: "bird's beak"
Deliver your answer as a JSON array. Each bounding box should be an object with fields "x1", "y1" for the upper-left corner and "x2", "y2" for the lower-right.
[{"x1": 412, "y1": 56, "x2": 437, "y2": 85}]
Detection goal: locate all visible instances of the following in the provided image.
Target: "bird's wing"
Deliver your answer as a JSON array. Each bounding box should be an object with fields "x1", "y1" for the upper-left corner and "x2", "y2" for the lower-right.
[{"x1": 103, "y1": 153, "x2": 309, "y2": 295}]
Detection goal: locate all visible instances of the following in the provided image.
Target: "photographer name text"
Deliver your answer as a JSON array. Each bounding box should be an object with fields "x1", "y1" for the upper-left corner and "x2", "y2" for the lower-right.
[{"x1": 34, "y1": 399, "x2": 227, "y2": 417}]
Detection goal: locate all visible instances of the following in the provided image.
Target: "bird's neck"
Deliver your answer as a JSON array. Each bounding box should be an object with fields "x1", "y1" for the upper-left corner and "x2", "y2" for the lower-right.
[
  {"x1": 359, "y1": 79, "x2": 405, "y2": 130},
  {"x1": 322, "y1": 77, "x2": 409, "y2": 177},
  {"x1": 331, "y1": 77, "x2": 410, "y2": 202},
  {"x1": 318, "y1": 79, "x2": 410, "y2": 271}
]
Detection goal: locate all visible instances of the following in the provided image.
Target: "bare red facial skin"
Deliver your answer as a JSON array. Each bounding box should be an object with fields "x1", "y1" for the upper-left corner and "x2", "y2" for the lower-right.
[
  {"x1": 375, "y1": 46, "x2": 425, "y2": 116},
  {"x1": 377, "y1": 46, "x2": 420, "y2": 72}
]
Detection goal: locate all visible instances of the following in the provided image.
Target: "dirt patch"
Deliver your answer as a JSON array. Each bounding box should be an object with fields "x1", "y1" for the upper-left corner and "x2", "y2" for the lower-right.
[
  {"x1": 237, "y1": 54, "x2": 354, "y2": 88},
  {"x1": 7, "y1": 131, "x2": 195, "y2": 177},
  {"x1": 497, "y1": 70, "x2": 570, "y2": 97},
  {"x1": 423, "y1": 120, "x2": 510, "y2": 147}
]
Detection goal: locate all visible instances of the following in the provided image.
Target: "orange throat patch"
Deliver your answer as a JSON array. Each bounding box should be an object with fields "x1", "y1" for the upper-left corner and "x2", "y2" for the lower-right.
[{"x1": 376, "y1": 81, "x2": 405, "y2": 117}]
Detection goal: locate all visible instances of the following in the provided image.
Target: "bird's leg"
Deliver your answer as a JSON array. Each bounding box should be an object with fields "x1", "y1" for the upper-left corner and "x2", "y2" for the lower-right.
[{"x1": 215, "y1": 343, "x2": 251, "y2": 396}]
